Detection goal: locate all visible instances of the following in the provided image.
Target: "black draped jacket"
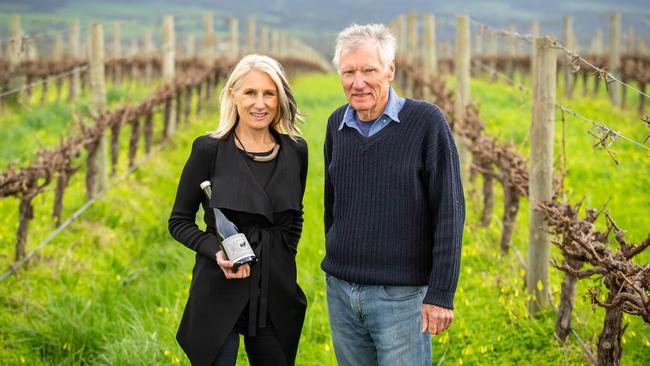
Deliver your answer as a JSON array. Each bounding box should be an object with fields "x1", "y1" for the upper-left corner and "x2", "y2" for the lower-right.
[{"x1": 168, "y1": 130, "x2": 308, "y2": 366}]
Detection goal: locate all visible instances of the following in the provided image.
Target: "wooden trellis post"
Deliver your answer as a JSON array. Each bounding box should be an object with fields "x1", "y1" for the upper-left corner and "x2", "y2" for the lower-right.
[
  {"x1": 625, "y1": 25, "x2": 634, "y2": 54},
  {"x1": 608, "y1": 12, "x2": 621, "y2": 106},
  {"x1": 392, "y1": 17, "x2": 403, "y2": 92},
  {"x1": 69, "y1": 18, "x2": 81, "y2": 100},
  {"x1": 247, "y1": 17, "x2": 256, "y2": 54},
  {"x1": 22, "y1": 36, "x2": 38, "y2": 104},
  {"x1": 88, "y1": 23, "x2": 108, "y2": 199},
  {"x1": 53, "y1": 34, "x2": 63, "y2": 63},
  {"x1": 229, "y1": 17, "x2": 239, "y2": 60},
  {"x1": 43, "y1": 33, "x2": 63, "y2": 104},
  {"x1": 487, "y1": 34, "x2": 498, "y2": 82},
  {"x1": 112, "y1": 21, "x2": 122, "y2": 86},
  {"x1": 260, "y1": 25, "x2": 269, "y2": 54},
  {"x1": 530, "y1": 20, "x2": 540, "y2": 91},
  {"x1": 473, "y1": 27, "x2": 482, "y2": 78},
  {"x1": 637, "y1": 38, "x2": 648, "y2": 54},
  {"x1": 279, "y1": 32, "x2": 288, "y2": 58},
  {"x1": 638, "y1": 38, "x2": 647, "y2": 114},
  {"x1": 621, "y1": 25, "x2": 635, "y2": 108},
  {"x1": 398, "y1": 14, "x2": 407, "y2": 59},
  {"x1": 590, "y1": 29, "x2": 604, "y2": 96},
  {"x1": 527, "y1": 36, "x2": 557, "y2": 314},
  {"x1": 7, "y1": 14, "x2": 24, "y2": 106},
  {"x1": 454, "y1": 15, "x2": 471, "y2": 184},
  {"x1": 423, "y1": 14, "x2": 437, "y2": 101},
  {"x1": 405, "y1": 12, "x2": 417, "y2": 98},
  {"x1": 129, "y1": 38, "x2": 139, "y2": 79},
  {"x1": 406, "y1": 12, "x2": 418, "y2": 64},
  {"x1": 506, "y1": 25, "x2": 515, "y2": 81},
  {"x1": 203, "y1": 11, "x2": 214, "y2": 62},
  {"x1": 186, "y1": 34, "x2": 195, "y2": 58},
  {"x1": 563, "y1": 16, "x2": 576, "y2": 99},
  {"x1": 162, "y1": 15, "x2": 176, "y2": 138},
  {"x1": 143, "y1": 29, "x2": 153, "y2": 83},
  {"x1": 271, "y1": 29, "x2": 280, "y2": 57}
]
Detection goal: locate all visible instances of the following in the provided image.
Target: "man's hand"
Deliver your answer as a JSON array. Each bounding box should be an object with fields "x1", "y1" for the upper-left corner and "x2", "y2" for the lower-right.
[{"x1": 421, "y1": 304, "x2": 453, "y2": 335}]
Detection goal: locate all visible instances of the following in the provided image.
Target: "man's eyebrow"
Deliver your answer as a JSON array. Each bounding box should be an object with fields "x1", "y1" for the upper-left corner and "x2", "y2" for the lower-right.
[{"x1": 341, "y1": 65, "x2": 372, "y2": 70}]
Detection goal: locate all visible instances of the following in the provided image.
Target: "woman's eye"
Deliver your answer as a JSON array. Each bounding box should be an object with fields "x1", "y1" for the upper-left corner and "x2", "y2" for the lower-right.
[
  {"x1": 264, "y1": 91, "x2": 276, "y2": 97},
  {"x1": 245, "y1": 90, "x2": 255, "y2": 96}
]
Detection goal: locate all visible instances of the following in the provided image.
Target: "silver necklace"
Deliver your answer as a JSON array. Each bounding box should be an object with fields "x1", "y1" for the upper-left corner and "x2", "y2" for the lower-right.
[{"x1": 233, "y1": 131, "x2": 280, "y2": 162}]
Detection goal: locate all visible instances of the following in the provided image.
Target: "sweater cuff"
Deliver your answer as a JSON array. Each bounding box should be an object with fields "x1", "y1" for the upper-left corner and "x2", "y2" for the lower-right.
[
  {"x1": 197, "y1": 234, "x2": 220, "y2": 261},
  {"x1": 423, "y1": 288, "x2": 455, "y2": 309}
]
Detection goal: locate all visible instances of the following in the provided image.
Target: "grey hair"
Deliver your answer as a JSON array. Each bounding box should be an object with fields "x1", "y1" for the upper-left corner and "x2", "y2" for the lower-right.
[
  {"x1": 332, "y1": 23, "x2": 396, "y2": 70},
  {"x1": 211, "y1": 54, "x2": 302, "y2": 140}
]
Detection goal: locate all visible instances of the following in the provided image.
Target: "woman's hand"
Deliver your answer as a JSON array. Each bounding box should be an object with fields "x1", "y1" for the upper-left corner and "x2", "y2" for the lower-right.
[{"x1": 216, "y1": 250, "x2": 250, "y2": 279}]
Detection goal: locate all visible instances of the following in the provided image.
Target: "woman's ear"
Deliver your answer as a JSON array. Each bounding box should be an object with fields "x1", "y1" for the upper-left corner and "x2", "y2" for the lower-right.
[{"x1": 230, "y1": 88, "x2": 237, "y2": 107}]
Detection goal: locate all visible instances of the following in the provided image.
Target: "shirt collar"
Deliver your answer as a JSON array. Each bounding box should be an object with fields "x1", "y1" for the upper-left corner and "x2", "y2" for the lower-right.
[{"x1": 339, "y1": 87, "x2": 403, "y2": 131}]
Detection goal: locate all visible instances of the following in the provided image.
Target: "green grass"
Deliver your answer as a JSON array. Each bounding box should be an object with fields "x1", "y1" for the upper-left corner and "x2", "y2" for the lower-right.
[{"x1": 0, "y1": 72, "x2": 648, "y2": 365}]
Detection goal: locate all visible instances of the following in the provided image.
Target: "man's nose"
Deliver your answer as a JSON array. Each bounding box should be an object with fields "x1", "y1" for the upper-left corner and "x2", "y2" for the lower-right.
[{"x1": 352, "y1": 73, "x2": 366, "y2": 89}]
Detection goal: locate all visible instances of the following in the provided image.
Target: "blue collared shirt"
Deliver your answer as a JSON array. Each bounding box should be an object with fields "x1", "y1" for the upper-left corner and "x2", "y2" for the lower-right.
[{"x1": 338, "y1": 87, "x2": 405, "y2": 137}]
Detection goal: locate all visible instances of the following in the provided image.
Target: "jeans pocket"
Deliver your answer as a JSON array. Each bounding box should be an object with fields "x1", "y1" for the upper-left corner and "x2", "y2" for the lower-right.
[{"x1": 380, "y1": 285, "x2": 423, "y2": 301}]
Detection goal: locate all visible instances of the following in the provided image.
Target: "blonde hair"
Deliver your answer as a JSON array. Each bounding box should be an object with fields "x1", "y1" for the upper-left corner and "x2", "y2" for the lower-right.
[{"x1": 211, "y1": 54, "x2": 302, "y2": 139}]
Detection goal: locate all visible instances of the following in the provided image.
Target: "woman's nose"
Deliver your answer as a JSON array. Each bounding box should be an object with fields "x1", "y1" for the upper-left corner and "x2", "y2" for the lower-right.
[{"x1": 253, "y1": 95, "x2": 265, "y2": 108}]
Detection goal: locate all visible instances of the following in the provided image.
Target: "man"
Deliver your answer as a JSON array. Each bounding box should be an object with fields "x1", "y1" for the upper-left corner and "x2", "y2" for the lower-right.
[{"x1": 322, "y1": 23, "x2": 465, "y2": 365}]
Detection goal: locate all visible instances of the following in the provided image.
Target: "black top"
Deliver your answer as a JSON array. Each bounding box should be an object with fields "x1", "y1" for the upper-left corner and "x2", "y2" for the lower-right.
[
  {"x1": 169, "y1": 130, "x2": 308, "y2": 366},
  {"x1": 239, "y1": 147, "x2": 279, "y2": 188},
  {"x1": 322, "y1": 99, "x2": 465, "y2": 309}
]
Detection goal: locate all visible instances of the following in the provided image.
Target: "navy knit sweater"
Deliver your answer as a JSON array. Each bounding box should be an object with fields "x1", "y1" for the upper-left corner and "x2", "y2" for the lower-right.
[{"x1": 322, "y1": 99, "x2": 465, "y2": 309}]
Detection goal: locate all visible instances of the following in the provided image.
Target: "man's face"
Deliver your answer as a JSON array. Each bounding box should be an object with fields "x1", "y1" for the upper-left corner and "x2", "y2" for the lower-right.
[{"x1": 338, "y1": 44, "x2": 395, "y2": 120}]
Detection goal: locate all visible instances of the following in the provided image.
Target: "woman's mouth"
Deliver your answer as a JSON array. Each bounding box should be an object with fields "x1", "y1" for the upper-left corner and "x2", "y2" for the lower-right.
[{"x1": 250, "y1": 112, "x2": 268, "y2": 119}]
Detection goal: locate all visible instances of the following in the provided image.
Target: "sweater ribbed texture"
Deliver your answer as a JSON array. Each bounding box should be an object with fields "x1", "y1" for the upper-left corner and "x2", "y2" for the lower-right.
[{"x1": 322, "y1": 99, "x2": 465, "y2": 309}]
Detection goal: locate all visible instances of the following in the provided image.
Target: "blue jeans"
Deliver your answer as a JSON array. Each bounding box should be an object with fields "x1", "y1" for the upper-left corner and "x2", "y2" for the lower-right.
[{"x1": 325, "y1": 274, "x2": 432, "y2": 366}]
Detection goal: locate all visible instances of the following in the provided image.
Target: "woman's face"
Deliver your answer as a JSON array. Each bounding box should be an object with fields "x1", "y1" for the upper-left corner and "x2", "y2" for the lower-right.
[{"x1": 231, "y1": 70, "x2": 279, "y2": 132}]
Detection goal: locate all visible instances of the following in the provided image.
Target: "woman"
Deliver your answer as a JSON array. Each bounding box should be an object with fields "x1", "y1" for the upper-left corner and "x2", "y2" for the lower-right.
[{"x1": 168, "y1": 54, "x2": 308, "y2": 366}]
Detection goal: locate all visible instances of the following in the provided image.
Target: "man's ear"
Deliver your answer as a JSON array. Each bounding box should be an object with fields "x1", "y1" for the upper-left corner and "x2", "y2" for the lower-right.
[{"x1": 387, "y1": 61, "x2": 395, "y2": 81}]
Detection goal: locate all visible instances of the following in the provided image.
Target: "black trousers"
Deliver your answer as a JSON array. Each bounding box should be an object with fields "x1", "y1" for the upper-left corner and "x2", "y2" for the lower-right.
[{"x1": 211, "y1": 305, "x2": 288, "y2": 366}]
